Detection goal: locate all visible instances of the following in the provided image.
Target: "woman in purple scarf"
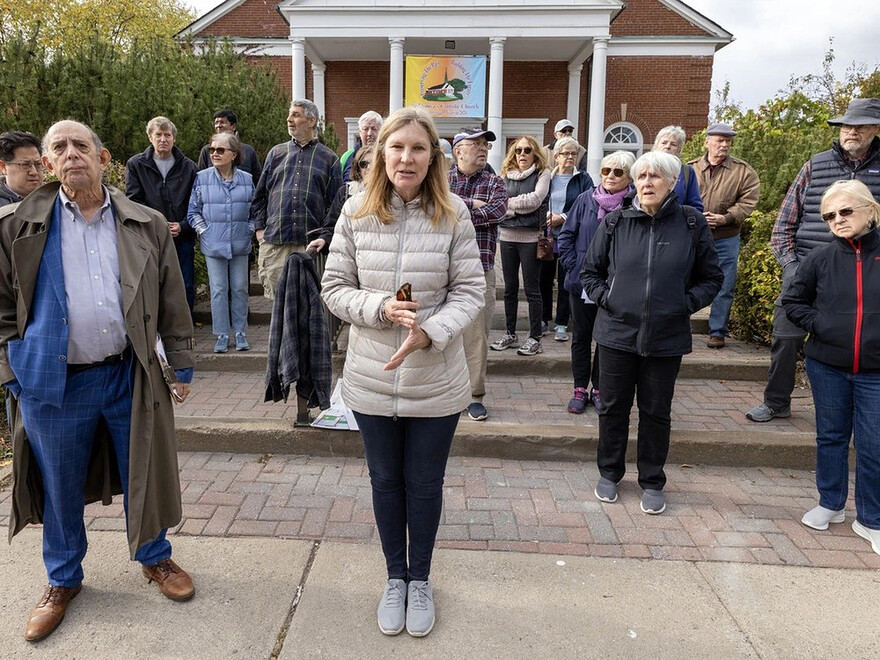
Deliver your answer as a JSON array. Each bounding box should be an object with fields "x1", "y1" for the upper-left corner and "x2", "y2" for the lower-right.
[{"x1": 557, "y1": 150, "x2": 635, "y2": 413}]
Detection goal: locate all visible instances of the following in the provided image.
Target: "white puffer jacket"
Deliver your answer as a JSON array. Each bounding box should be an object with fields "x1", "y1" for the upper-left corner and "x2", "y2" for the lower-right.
[{"x1": 322, "y1": 191, "x2": 485, "y2": 417}]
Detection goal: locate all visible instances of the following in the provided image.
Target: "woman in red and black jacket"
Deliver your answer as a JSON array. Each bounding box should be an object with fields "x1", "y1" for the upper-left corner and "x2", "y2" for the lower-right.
[{"x1": 782, "y1": 179, "x2": 880, "y2": 556}]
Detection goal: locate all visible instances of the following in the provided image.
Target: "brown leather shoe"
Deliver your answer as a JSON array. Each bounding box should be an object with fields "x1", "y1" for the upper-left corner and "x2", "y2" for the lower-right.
[
  {"x1": 25, "y1": 584, "x2": 82, "y2": 642},
  {"x1": 142, "y1": 558, "x2": 195, "y2": 601},
  {"x1": 707, "y1": 335, "x2": 726, "y2": 349}
]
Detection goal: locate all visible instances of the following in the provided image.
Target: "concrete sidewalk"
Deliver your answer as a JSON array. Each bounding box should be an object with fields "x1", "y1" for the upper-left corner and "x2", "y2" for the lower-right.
[{"x1": 1, "y1": 530, "x2": 878, "y2": 658}]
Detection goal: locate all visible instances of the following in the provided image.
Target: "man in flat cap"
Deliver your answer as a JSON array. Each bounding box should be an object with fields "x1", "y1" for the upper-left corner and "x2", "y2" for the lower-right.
[
  {"x1": 746, "y1": 98, "x2": 880, "y2": 422},
  {"x1": 689, "y1": 122, "x2": 760, "y2": 349}
]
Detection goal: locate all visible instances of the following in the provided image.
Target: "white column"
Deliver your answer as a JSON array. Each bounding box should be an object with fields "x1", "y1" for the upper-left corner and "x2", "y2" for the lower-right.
[
  {"x1": 566, "y1": 64, "x2": 582, "y2": 135},
  {"x1": 487, "y1": 37, "x2": 506, "y2": 172},
  {"x1": 290, "y1": 37, "x2": 306, "y2": 100},
  {"x1": 586, "y1": 36, "x2": 609, "y2": 182},
  {"x1": 312, "y1": 64, "x2": 326, "y2": 119},
  {"x1": 389, "y1": 38, "x2": 405, "y2": 112}
]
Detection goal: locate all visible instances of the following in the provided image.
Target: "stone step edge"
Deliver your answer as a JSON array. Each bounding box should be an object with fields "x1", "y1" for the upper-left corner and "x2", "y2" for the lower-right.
[
  {"x1": 175, "y1": 417, "x2": 818, "y2": 470},
  {"x1": 193, "y1": 352, "x2": 770, "y2": 382}
]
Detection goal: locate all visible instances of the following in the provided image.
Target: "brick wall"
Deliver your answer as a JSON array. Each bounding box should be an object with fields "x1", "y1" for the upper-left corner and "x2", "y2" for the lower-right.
[
  {"x1": 611, "y1": 0, "x2": 708, "y2": 37},
  {"x1": 198, "y1": 0, "x2": 288, "y2": 38}
]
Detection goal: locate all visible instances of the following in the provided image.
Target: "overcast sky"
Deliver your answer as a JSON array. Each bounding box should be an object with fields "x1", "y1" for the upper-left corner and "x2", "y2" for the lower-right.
[{"x1": 185, "y1": 0, "x2": 880, "y2": 111}]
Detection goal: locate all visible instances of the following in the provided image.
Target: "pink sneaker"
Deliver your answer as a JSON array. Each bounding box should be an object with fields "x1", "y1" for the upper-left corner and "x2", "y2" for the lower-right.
[{"x1": 568, "y1": 387, "x2": 587, "y2": 414}]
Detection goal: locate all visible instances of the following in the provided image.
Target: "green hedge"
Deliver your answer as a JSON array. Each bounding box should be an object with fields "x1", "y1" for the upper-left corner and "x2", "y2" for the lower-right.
[{"x1": 730, "y1": 210, "x2": 781, "y2": 344}]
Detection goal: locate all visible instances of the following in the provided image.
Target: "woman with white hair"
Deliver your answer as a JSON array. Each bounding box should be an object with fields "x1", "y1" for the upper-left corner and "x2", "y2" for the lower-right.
[
  {"x1": 581, "y1": 151, "x2": 723, "y2": 515},
  {"x1": 652, "y1": 125, "x2": 703, "y2": 211},
  {"x1": 782, "y1": 179, "x2": 880, "y2": 556}
]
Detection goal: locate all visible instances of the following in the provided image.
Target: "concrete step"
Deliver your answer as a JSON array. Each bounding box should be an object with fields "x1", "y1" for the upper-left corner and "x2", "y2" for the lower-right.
[{"x1": 491, "y1": 311, "x2": 710, "y2": 335}]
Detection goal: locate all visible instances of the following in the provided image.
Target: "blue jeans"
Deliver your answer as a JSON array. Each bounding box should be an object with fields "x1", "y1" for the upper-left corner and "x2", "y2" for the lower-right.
[
  {"x1": 805, "y1": 358, "x2": 880, "y2": 529},
  {"x1": 175, "y1": 239, "x2": 196, "y2": 312},
  {"x1": 205, "y1": 254, "x2": 250, "y2": 336},
  {"x1": 18, "y1": 355, "x2": 170, "y2": 586},
  {"x1": 353, "y1": 412, "x2": 458, "y2": 581},
  {"x1": 708, "y1": 234, "x2": 740, "y2": 337}
]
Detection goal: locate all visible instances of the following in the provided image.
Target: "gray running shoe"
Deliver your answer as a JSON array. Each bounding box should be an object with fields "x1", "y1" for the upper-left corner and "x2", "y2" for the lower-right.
[
  {"x1": 594, "y1": 477, "x2": 618, "y2": 503},
  {"x1": 745, "y1": 403, "x2": 791, "y2": 422},
  {"x1": 554, "y1": 324, "x2": 569, "y2": 341},
  {"x1": 490, "y1": 333, "x2": 518, "y2": 351},
  {"x1": 377, "y1": 579, "x2": 406, "y2": 635},
  {"x1": 641, "y1": 489, "x2": 666, "y2": 514},
  {"x1": 406, "y1": 580, "x2": 435, "y2": 637},
  {"x1": 517, "y1": 337, "x2": 543, "y2": 356}
]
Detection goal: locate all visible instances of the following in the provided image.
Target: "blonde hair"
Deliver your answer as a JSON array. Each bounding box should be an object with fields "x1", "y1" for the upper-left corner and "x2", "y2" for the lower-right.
[
  {"x1": 500, "y1": 135, "x2": 549, "y2": 177},
  {"x1": 821, "y1": 179, "x2": 880, "y2": 228},
  {"x1": 353, "y1": 107, "x2": 456, "y2": 226}
]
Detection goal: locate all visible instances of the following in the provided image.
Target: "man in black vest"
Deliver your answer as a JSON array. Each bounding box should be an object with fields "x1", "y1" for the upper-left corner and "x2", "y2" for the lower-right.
[{"x1": 746, "y1": 98, "x2": 880, "y2": 422}]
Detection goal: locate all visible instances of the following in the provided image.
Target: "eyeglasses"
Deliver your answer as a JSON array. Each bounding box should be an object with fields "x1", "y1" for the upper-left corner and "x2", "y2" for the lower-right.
[
  {"x1": 461, "y1": 141, "x2": 492, "y2": 151},
  {"x1": 558, "y1": 128, "x2": 574, "y2": 134},
  {"x1": 557, "y1": 151, "x2": 577, "y2": 158},
  {"x1": 601, "y1": 167, "x2": 626, "y2": 177},
  {"x1": 514, "y1": 147, "x2": 533, "y2": 155},
  {"x1": 822, "y1": 205, "x2": 870, "y2": 222},
  {"x1": 358, "y1": 160, "x2": 371, "y2": 170},
  {"x1": 5, "y1": 160, "x2": 44, "y2": 171},
  {"x1": 208, "y1": 147, "x2": 230, "y2": 155}
]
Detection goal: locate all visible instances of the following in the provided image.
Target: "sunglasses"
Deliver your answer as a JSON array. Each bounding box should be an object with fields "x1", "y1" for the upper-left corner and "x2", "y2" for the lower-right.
[
  {"x1": 821, "y1": 205, "x2": 869, "y2": 223},
  {"x1": 396, "y1": 282, "x2": 412, "y2": 302},
  {"x1": 601, "y1": 167, "x2": 626, "y2": 177},
  {"x1": 358, "y1": 160, "x2": 372, "y2": 170},
  {"x1": 208, "y1": 147, "x2": 230, "y2": 155},
  {"x1": 558, "y1": 128, "x2": 574, "y2": 134},
  {"x1": 514, "y1": 147, "x2": 533, "y2": 155}
]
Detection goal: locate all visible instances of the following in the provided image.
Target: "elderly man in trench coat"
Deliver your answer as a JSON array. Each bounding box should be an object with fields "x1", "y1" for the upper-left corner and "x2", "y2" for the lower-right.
[{"x1": 0, "y1": 120, "x2": 196, "y2": 642}]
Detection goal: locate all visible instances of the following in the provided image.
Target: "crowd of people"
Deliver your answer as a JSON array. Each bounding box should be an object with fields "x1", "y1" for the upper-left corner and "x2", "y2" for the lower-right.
[{"x1": 1, "y1": 96, "x2": 879, "y2": 643}]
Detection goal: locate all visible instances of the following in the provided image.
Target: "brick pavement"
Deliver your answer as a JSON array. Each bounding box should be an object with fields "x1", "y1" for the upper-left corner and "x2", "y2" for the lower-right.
[{"x1": 5, "y1": 454, "x2": 874, "y2": 571}]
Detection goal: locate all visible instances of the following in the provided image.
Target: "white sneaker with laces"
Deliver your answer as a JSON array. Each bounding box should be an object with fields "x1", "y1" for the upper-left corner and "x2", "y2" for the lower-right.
[
  {"x1": 377, "y1": 579, "x2": 406, "y2": 635},
  {"x1": 406, "y1": 580, "x2": 435, "y2": 637}
]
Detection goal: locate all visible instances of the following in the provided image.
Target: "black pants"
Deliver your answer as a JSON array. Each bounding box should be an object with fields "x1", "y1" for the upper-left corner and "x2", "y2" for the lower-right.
[
  {"x1": 540, "y1": 255, "x2": 570, "y2": 326},
  {"x1": 596, "y1": 345, "x2": 682, "y2": 490},
  {"x1": 569, "y1": 293, "x2": 600, "y2": 389},
  {"x1": 499, "y1": 240, "x2": 543, "y2": 340}
]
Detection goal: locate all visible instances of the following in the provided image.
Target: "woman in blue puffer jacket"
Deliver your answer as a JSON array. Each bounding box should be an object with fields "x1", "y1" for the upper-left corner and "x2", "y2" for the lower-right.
[{"x1": 187, "y1": 132, "x2": 255, "y2": 353}]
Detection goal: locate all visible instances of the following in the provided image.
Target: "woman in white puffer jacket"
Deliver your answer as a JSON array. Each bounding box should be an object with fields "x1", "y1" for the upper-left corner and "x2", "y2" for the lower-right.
[{"x1": 321, "y1": 107, "x2": 484, "y2": 638}]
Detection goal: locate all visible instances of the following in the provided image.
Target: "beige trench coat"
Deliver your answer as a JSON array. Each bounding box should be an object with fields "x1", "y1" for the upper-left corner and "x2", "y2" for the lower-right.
[{"x1": 0, "y1": 182, "x2": 194, "y2": 558}]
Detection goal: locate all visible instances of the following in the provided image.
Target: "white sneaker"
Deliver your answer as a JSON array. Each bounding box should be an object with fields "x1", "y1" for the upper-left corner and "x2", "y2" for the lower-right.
[
  {"x1": 852, "y1": 520, "x2": 880, "y2": 556},
  {"x1": 490, "y1": 333, "x2": 517, "y2": 351},
  {"x1": 406, "y1": 580, "x2": 435, "y2": 637},
  {"x1": 801, "y1": 505, "x2": 845, "y2": 531},
  {"x1": 377, "y1": 579, "x2": 406, "y2": 635},
  {"x1": 554, "y1": 325, "x2": 569, "y2": 341},
  {"x1": 517, "y1": 338, "x2": 543, "y2": 356}
]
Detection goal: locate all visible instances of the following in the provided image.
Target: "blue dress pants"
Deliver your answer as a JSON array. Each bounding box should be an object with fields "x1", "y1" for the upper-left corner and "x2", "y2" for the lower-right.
[
  {"x1": 353, "y1": 411, "x2": 458, "y2": 582},
  {"x1": 17, "y1": 357, "x2": 171, "y2": 587}
]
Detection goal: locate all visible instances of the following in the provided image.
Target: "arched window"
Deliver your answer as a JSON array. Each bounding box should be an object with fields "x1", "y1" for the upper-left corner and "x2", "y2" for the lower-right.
[{"x1": 603, "y1": 122, "x2": 643, "y2": 157}]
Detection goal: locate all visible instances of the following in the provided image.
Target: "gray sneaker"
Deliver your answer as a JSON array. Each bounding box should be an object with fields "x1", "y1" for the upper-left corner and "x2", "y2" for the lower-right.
[
  {"x1": 490, "y1": 333, "x2": 518, "y2": 351},
  {"x1": 517, "y1": 337, "x2": 543, "y2": 356},
  {"x1": 554, "y1": 324, "x2": 569, "y2": 341},
  {"x1": 641, "y1": 489, "x2": 666, "y2": 514},
  {"x1": 745, "y1": 403, "x2": 792, "y2": 422},
  {"x1": 406, "y1": 580, "x2": 435, "y2": 637},
  {"x1": 377, "y1": 579, "x2": 406, "y2": 635},
  {"x1": 594, "y1": 477, "x2": 618, "y2": 503}
]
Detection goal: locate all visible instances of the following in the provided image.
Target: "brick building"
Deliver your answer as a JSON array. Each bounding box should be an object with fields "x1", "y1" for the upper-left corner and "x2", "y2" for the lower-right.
[{"x1": 178, "y1": 0, "x2": 731, "y2": 178}]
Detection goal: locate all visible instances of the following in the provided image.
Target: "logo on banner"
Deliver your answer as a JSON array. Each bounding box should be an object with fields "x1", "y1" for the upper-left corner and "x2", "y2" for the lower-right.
[{"x1": 405, "y1": 56, "x2": 486, "y2": 118}]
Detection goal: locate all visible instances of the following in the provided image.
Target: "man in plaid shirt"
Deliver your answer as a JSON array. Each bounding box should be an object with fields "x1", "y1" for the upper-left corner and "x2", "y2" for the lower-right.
[
  {"x1": 252, "y1": 99, "x2": 341, "y2": 300},
  {"x1": 746, "y1": 98, "x2": 880, "y2": 422},
  {"x1": 448, "y1": 128, "x2": 508, "y2": 421}
]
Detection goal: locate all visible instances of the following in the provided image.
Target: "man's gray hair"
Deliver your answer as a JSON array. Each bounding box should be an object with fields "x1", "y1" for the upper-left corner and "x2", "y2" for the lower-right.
[
  {"x1": 42, "y1": 120, "x2": 103, "y2": 155},
  {"x1": 291, "y1": 99, "x2": 320, "y2": 122},
  {"x1": 631, "y1": 151, "x2": 681, "y2": 185},
  {"x1": 358, "y1": 110, "x2": 383, "y2": 128},
  {"x1": 146, "y1": 116, "x2": 178, "y2": 139},
  {"x1": 652, "y1": 125, "x2": 686, "y2": 151}
]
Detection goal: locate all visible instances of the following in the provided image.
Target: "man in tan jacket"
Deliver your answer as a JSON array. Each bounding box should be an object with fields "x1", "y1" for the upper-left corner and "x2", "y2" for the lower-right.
[
  {"x1": 0, "y1": 120, "x2": 196, "y2": 642},
  {"x1": 689, "y1": 122, "x2": 760, "y2": 348}
]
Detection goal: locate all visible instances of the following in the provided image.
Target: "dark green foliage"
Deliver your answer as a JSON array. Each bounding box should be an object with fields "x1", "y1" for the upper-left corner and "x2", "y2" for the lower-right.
[
  {"x1": 730, "y1": 211, "x2": 780, "y2": 344},
  {"x1": 0, "y1": 34, "x2": 291, "y2": 164}
]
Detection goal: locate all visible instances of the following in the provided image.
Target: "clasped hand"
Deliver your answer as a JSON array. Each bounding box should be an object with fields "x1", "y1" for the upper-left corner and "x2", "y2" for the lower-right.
[{"x1": 382, "y1": 298, "x2": 431, "y2": 370}]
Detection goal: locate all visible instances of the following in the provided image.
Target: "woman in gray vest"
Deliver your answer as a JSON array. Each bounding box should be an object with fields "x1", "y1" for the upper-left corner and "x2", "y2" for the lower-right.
[{"x1": 490, "y1": 135, "x2": 552, "y2": 356}]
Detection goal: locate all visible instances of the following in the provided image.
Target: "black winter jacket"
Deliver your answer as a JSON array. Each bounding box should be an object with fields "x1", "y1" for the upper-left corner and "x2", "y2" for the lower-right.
[
  {"x1": 125, "y1": 146, "x2": 198, "y2": 242},
  {"x1": 580, "y1": 192, "x2": 723, "y2": 357},
  {"x1": 782, "y1": 227, "x2": 880, "y2": 373},
  {"x1": 0, "y1": 181, "x2": 23, "y2": 207}
]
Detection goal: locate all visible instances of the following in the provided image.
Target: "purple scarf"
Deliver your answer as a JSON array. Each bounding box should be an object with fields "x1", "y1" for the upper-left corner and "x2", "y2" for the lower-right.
[{"x1": 592, "y1": 184, "x2": 633, "y2": 221}]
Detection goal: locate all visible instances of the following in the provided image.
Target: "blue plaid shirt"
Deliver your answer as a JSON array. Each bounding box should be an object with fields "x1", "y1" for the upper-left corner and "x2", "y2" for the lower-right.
[{"x1": 252, "y1": 138, "x2": 342, "y2": 246}]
